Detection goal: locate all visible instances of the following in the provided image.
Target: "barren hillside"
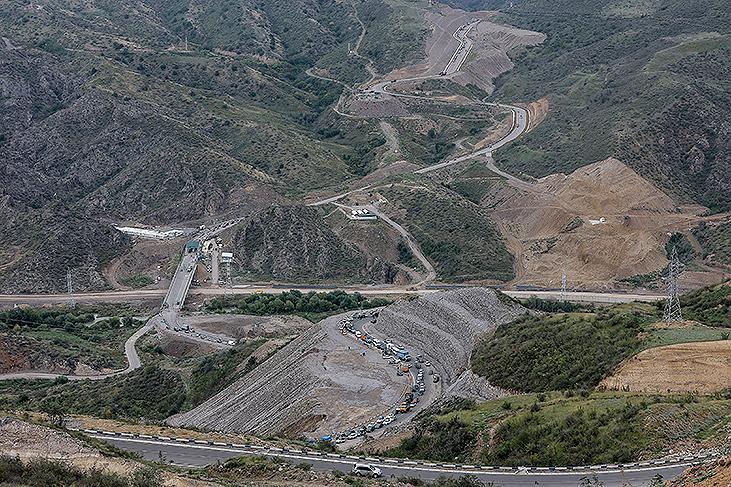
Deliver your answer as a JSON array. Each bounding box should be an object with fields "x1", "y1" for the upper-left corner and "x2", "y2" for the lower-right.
[{"x1": 480, "y1": 157, "x2": 725, "y2": 288}]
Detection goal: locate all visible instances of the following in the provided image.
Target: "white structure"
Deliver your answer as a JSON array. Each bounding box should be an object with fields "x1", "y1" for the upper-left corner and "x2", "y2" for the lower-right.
[
  {"x1": 349, "y1": 208, "x2": 377, "y2": 221},
  {"x1": 588, "y1": 217, "x2": 606, "y2": 225},
  {"x1": 221, "y1": 252, "x2": 234, "y2": 263},
  {"x1": 115, "y1": 226, "x2": 185, "y2": 240}
]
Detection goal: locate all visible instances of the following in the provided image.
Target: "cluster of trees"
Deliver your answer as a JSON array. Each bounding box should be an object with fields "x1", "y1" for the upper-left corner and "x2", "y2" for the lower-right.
[
  {"x1": 0, "y1": 307, "x2": 140, "y2": 334},
  {"x1": 520, "y1": 296, "x2": 591, "y2": 313},
  {"x1": 472, "y1": 311, "x2": 645, "y2": 392},
  {"x1": 206, "y1": 290, "x2": 390, "y2": 316}
]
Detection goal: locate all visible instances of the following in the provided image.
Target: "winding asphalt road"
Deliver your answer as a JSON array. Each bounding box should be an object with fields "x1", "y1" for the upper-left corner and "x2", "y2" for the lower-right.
[
  {"x1": 80, "y1": 429, "x2": 704, "y2": 486},
  {"x1": 0, "y1": 322, "x2": 153, "y2": 381}
]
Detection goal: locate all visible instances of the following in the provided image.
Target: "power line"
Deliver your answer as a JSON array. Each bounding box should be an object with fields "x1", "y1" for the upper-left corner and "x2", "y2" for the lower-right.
[{"x1": 663, "y1": 247, "x2": 683, "y2": 323}]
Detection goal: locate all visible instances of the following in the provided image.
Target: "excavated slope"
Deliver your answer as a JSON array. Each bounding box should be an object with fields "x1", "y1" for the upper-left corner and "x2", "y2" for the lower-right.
[
  {"x1": 169, "y1": 288, "x2": 525, "y2": 435},
  {"x1": 371, "y1": 288, "x2": 525, "y2": 393}
]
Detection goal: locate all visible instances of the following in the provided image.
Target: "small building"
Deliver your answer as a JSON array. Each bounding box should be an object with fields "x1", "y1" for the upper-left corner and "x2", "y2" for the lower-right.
[
  {"x1": 185, "y1": 240, "x2": 201, "y2": 253},
  {"x1": 349, "y1": 208, "x2": 377, "y2": 221},
  {"x1": 221, "y1": 252, "x2": 234, "y2": 263}
]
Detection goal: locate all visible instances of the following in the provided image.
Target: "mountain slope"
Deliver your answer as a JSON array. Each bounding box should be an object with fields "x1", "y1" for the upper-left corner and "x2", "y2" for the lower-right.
[{"x1": 481, "y1": 0, "x2": 730, "y2": 211}]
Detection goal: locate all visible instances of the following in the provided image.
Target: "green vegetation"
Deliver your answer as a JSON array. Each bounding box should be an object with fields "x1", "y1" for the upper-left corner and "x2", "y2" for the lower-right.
[
  {"x1": 490, "y1": 0, "x2": 730, "y2": 212},
  {"x1": 0, "y1": 306, "x2": 146, "y2": 370},
  {"x1": 520, "y1": 296, "x2": 593, "y2": 313},
  {"x1": 474, "y1": 282, "x2": 730, "y2": 394},
  {"x1": 0, "y1": 366, "x2": 186, "y2": 420},
  {"x1": 381, "y1": 184, "x2": 514, "y2": 282},
  {"x1": 356, "y1": 0, "x2": 429, "y2": 73},
  {"x1": 472, "y1": 310, "x2": 645, "y2": 392},
  {"x1": 206, "y1": 290, "x2": 390, "y2": 322},
  {"x1": 385, "y1": 392, "x2": 731, "y2": 467},
  {"x1": 665, "y1": 233, "x2": 695, "y2": 263},
  {"x1": 121, "y1": 274, "x2": 154, "y2": 289},
  {"x1": 677, "y1": 281, "x2": 731, "y2": 326},
  {"x1": 0, "y1": 455, "x2": 162, "y2": 487},
  {"x1": 694, "y1": 222, "x2": 731, "y2": 266}
]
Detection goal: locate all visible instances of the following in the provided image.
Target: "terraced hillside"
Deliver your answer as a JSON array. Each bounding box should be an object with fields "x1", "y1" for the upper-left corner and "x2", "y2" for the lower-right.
[{"x1": 169, "y1": 288, "x2": 525, "y2": 436}]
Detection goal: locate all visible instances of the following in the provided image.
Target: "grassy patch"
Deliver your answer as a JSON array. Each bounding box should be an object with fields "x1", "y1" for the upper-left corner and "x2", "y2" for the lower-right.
[
  {"x1": 385, "y1": 391, "x2": 731, "y2": 466},
  {"x1": 121, "y1": 274, "x2": 154, "y2": 289}
]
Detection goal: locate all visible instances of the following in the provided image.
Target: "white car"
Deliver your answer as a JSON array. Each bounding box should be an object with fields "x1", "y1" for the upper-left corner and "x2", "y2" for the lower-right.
[{"x1": 352, "y1": 463, "x2": 382, "y2": 478}]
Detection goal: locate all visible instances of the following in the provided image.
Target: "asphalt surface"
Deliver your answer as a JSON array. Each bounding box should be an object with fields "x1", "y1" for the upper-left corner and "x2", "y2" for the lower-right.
[
  {"x1": 0, "y1": 286, "x2": 665, "y2": 306},
  {"x1": 87, "y1": 432, "x2": 698, "y2": 486}
]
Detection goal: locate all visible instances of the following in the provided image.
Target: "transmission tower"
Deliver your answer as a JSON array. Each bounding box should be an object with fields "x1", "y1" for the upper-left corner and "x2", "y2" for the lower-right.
[
  {"x1": 663, "y1": 247, "x2": 683, "y2": 323},
  {"x1": 560, "y1": 271, "x2": 567, "y2": 301}
]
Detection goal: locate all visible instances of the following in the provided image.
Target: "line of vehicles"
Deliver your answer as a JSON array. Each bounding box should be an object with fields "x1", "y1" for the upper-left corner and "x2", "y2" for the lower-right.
[{"x1": 320, "y1": 310, "x2": 440, "y2": 445}]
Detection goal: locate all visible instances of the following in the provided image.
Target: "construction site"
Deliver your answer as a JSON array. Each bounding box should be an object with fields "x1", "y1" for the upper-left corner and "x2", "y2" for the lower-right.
[{"x1": 168, "y1": 288, "x2": 524, "y2": 441}]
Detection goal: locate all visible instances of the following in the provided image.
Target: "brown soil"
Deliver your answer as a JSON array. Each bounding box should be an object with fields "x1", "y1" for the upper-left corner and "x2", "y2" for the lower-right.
[
  {"x1": 525, "y1": 97, "x2": 550, "y2": 132},
  {"x1": 485, "y1": 157, "x2": 729, "y2": 289},
  {"x1": 600, "y1": 340, "x2": 731, "y2": 393},
  {"x1": 105, "y1": 238, "x2": 184, "y2": 291},
  {"x1": 672, "y1": 456, "x2": 731, "y2": 487}
]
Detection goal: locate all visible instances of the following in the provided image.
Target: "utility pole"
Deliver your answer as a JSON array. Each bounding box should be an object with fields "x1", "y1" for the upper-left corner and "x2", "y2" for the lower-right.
[
  {"x1": 66, "y1": 268, "x2": 75, "y2": 306},
  {"x1": 560, "y1": 271, "x2": 567, "y2": 302},
  {"x1": 663, "y1": 248, "x2": 683, "y2": 323}
]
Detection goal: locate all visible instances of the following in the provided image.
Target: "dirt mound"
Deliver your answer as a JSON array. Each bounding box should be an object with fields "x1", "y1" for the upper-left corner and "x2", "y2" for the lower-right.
[
  {"x1": 672, "y1": 456, "x2": 731, "y2": 487},
  {"x1": 485, "y1": 157, "x2": 711, "y2": 288},
  {"x1": 386, "y1": 6, "x2": 545, "y2": 93},
  {"x1": 600, "y1": 340, "x2": 731, "y2": 393},
  {"x1": 456, "y1": 19, "x2": 546, "y2": 93}
]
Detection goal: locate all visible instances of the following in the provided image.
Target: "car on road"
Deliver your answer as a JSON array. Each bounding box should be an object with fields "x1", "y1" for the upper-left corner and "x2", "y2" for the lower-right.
[
  {"x1": 433, "y1": 375, "x2": 440, "y2": 383},
  {"x1": 424, "y1": 361, "x2": 431, "y2": 367},
  {"x1": 352, "y1": 464, "x2": 382, "y2": 478},
  {"x1": 347, "y1": 432, "x2": 358, "y2": 440}
]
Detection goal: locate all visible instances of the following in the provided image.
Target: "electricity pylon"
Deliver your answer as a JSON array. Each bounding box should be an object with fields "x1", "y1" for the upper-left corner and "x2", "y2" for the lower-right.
[
  {"x1": 560, "y1": 271, "x2": 567, "y2": 301},
  {"x1": 663, "y1": 248, "x2": 683, "y2": 323}
]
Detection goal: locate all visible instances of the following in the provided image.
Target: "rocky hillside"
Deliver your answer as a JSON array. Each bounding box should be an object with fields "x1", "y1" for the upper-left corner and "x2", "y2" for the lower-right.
[
  {"x1": 0, "y1": 0, "x2": 423, "y2": 292},
  {"x1": 232, "y1": 205, "x2": 398, "y2": 283},
  {"x1": 486, "y1": 0, "x2": 730, "y2": 212}
]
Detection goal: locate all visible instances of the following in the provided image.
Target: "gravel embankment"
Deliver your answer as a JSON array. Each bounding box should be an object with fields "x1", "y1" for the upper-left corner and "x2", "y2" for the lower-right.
[{"x1": 371, "y1": 288, "x2": 525, "y2": 398}]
